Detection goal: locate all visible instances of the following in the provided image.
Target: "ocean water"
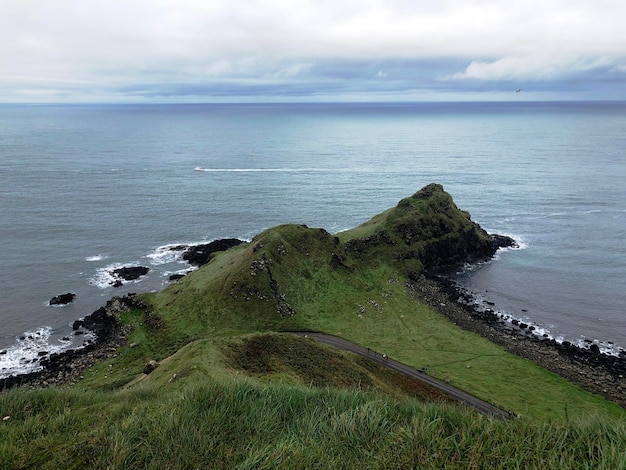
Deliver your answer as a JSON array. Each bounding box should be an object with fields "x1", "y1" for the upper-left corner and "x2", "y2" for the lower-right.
[{"x1": 1, "y1": 102, "x2": 625, "y2": 377}]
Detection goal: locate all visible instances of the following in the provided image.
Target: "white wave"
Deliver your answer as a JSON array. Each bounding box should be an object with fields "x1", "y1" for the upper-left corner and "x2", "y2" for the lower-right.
[
  {"x1": 496, "y1": 233, "x2": 529, "y2": 253},
  {"x1": 0, "y1": 327, "x2": 88, "y2": 379},
  {"x1": 541, "y1": 212, "x2": 567, "y2": 218},
  {"x1": 468, "y1": 293, "x2": 625, "y2": 357},
  {"x1": 163, "y1": 267, "x2": 196, "y2": 278},
  {"x1": 194, "y1": 167, "x2": 332, "y2": 173},
  {"x1": 46, "y1": 302, "x2": 72, "y2": 308},
  {"x1": 573, "y1": 337, "x2": 623, "y2": 357},
  {"x1": 89, "y1": 262, "x2": 123, "y2": 288},
  {"x1": 86, "y1": 254, "x2": 109, "y2": 262},
  {"x1": 88, "y1": 262, "x2": 146, "y2": 288},
  {"x1": 145, "y1": 244, "x2": 188, "y2": 265}
]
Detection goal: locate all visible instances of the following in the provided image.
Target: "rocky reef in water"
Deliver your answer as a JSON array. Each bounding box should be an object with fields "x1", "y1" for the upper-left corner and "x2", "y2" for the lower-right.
[{"x1": 0, "y1": 295, "x2": 133, "y2": 389}]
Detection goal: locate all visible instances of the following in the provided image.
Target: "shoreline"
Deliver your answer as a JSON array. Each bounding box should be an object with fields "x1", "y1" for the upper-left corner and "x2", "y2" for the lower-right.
[
  {"x1": 0, "y1": 296, "x2": 133, "y2": 389},
  {"x1": 409, "y1": 273, "x2": 626, "y2": 408},
  {"x1": 3, "y1": 273, "x2": 626, "y2": 409},
  {"x1": 2, "y1": 239, "x2": 625, "y2": 409}
]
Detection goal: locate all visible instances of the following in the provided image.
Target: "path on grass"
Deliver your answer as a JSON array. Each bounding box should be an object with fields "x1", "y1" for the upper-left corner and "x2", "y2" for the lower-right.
[{"x1": 290, "y1": 332, "x2": 513, "y2": 421}]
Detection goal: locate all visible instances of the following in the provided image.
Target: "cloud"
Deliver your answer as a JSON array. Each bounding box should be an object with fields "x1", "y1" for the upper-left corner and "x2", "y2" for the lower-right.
[
  {"x1": 1, "y1": 1, "x2": 626, "y2": 101},
  {"x1": 449, "y1": 54, "x2": 619, "y2": 81}
]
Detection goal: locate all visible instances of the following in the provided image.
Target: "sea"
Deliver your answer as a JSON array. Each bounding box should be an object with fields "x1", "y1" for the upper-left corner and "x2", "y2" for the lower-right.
[{"x1": 1, "y1": 102, "x2": 625, "y2": 378}]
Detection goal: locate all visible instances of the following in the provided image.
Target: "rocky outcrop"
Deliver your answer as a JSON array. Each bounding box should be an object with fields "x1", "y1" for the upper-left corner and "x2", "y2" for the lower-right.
[
  {"x1": 110, "y1": 266, "x2": 150, "y2": 285},
  {"x1": 490, "y1": 233, "x2": 517, "y2": 251},
  {"x1": 49, "y1": 293, "x2": 76, "y2": 305},
  {"x1": 143, "y1": 360, "x2": 159, "y2": 374},
  {"x1": 0, "y1": 294, "x2": 143, "y2": 390},
  {"x1": 182, "y1": 238, "x2": 244, "y2": 267},
  {"x1": 346, "y1": 183, "x2": 516, "y2": 273}
]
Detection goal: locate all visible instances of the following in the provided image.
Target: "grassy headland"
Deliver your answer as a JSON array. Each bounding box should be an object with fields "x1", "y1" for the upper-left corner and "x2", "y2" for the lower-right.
[{"x1": 1, "y1": 184, "x2": 624, "y2": 468}]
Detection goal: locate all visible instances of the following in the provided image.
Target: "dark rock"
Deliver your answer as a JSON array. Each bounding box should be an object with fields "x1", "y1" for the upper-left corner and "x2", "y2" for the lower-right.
[
  {"x1": 168, "y1": 274, "x2": 186, "y2": 282},
  {"x1": 143, "y1": 360, "x2": 159, "y2": 374},
  {"x1": 590, "y1": 344, "x2": 601, "y2": 354},
  {"x1": 110, "y1": 266, "x2": 149, "y2": 282},
  {"x1": 0, "y1": 350, "x2": 6, "y2": 355},
  {"x1": 79, "y1": 305, "x2": 117, "y2": 340},
  {"x1": 168, "y1": 245, "x2": 188, "y2": 251},
  {"x1": 0, "y1": 294, "x2": 137, "y2": 390},
  {"x1": 182, "y1": 239, "x2": 244, "y2": 267},
  {"x1": 490, "y1": 234, "x2": 518, "y2": 250},
  {"x1": 49, "y1": 293, "x2": 76, "y2": 305},
  {"x1": 345, "y1": 231, "x2": 396, "y2": 254},
  {"x1": 37, "y1": 351, "x2": 48, "y2": 357}
]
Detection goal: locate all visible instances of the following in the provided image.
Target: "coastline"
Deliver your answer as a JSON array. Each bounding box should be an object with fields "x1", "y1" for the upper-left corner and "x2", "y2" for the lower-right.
[
  {"x1": 3, "y1": 272, "x2": 626, "y2": 410},
  {"x1": 2, "y1": 226, "x2": 625, "y2": 410},
  {"x1": 0, "y1": 296, "x2": 132, "y2": 389},
  {"x1": 409, "y1": 274, "x2": 626, "y2": 408}
]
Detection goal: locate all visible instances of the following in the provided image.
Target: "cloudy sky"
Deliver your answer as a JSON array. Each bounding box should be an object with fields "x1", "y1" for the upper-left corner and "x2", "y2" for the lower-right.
[{"x1": 2, "y1": 0, "x2": 625, "y2": 102}]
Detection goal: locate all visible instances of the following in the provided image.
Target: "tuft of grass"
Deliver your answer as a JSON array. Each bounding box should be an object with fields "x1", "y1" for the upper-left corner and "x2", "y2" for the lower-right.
[{"x1": 2, "y1": 380, "x2": 624, "y2": 469}]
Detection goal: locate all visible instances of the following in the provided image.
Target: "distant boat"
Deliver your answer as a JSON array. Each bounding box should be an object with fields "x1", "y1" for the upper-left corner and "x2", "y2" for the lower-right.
[
  {"x1": 516, "y1": 89, "x2": 522, "y2": 93},
  {"x1": 194, "y1": 166, "x2": 203, "y2": 171}
]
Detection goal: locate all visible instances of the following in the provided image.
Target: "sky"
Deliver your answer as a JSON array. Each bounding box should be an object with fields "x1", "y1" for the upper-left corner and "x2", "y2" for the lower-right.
[{"x1": 2, "y1": 0, "x2": 626, "y2": 103}]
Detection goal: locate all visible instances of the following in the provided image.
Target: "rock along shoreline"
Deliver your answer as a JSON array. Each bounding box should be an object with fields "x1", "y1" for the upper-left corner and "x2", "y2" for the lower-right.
[
  {"x1": 0, "y1": 240, "x2": 245, "y2": 390},
  {"x1": 409, "y1": 273, "x2": 626, "y2": 408},
  {"x1": 2, "y1": 235, "x2": 625, "y2": 410},
  {"x1": 0, "y1": 295, "x2": 139, "y2": 390}
]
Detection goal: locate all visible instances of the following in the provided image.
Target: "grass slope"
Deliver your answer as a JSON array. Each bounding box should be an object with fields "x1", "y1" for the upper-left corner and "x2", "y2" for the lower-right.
[
  {"x1": 1, "y1": 184, "x2": 625, "y2": 468},
  {"x1": 2, "y1": 379, "x2": 625, "y2": 469}
]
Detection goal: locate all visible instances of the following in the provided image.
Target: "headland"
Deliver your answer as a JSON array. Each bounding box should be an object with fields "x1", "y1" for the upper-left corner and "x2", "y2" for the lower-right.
[{"x1": 2, "y1": 183, "x2": 624, "y2": 411}]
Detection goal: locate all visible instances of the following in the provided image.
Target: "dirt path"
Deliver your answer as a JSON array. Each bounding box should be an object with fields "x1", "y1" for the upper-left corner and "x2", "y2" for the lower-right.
[{"x1": 290, "y1": 332, "x2": 513, "y2": 421}]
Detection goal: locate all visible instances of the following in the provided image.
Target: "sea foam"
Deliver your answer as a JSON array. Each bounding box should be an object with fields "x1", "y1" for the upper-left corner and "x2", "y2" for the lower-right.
[
  {"x1": 144, "y1": 244, "x2": 188, "y2": 265},
  {"x1": 0, "y1": 327, "x2": 94, "y2": 379},
  {"x1": 194, "y1": 166, "x2": 331, "y2": 172},
  {"x1": 88, "y1": 262, "x2": 146, "y2": 288},
  {"x1": 465, "y1": 291, "x2": 624, "y2": 357},
  {"x1": 86, "y1": 254, "x2": 109, "y2": 262}
]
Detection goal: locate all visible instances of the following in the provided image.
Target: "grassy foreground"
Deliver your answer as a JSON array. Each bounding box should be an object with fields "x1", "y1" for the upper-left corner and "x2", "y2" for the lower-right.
[
  {"x1": 2, "y1": 379, "x2": 625, "y2": 469},
  {"x1": 1, "y1": 184, "x2": 625, "y2": 468}
]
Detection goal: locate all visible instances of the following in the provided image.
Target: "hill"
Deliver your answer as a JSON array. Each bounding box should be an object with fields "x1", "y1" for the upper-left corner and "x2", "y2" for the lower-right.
[{"x1": 1, "y1": 184, "x2": 624, "y2": 468}]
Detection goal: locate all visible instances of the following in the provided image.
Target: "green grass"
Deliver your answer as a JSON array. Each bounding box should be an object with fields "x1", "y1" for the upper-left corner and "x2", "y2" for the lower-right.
[
  {"x1": 135, "y1": 236, "x2": 623, "y2": 420},
  {"x1": 1, "y1": 184, "x2": 625, "y2": 468},
  {"x1": 2, "y1": 379, "x2": 625, "y2": 469}
]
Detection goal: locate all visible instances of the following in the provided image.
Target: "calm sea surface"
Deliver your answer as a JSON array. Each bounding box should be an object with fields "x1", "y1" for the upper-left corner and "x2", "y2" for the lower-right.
[{"x1": 1, "y1": 102, "x2": 625, "y2": 377}]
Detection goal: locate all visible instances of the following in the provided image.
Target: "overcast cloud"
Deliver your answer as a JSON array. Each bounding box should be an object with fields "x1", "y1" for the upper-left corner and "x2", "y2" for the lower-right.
[{"x1": 1, "y1": 0, "x2": 625, "y2": 102}]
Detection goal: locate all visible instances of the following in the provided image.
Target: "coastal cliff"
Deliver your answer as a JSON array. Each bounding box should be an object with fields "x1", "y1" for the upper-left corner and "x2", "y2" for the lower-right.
[{"x1": 2, "y1": 184, "x2": 625, "y2": 468}]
